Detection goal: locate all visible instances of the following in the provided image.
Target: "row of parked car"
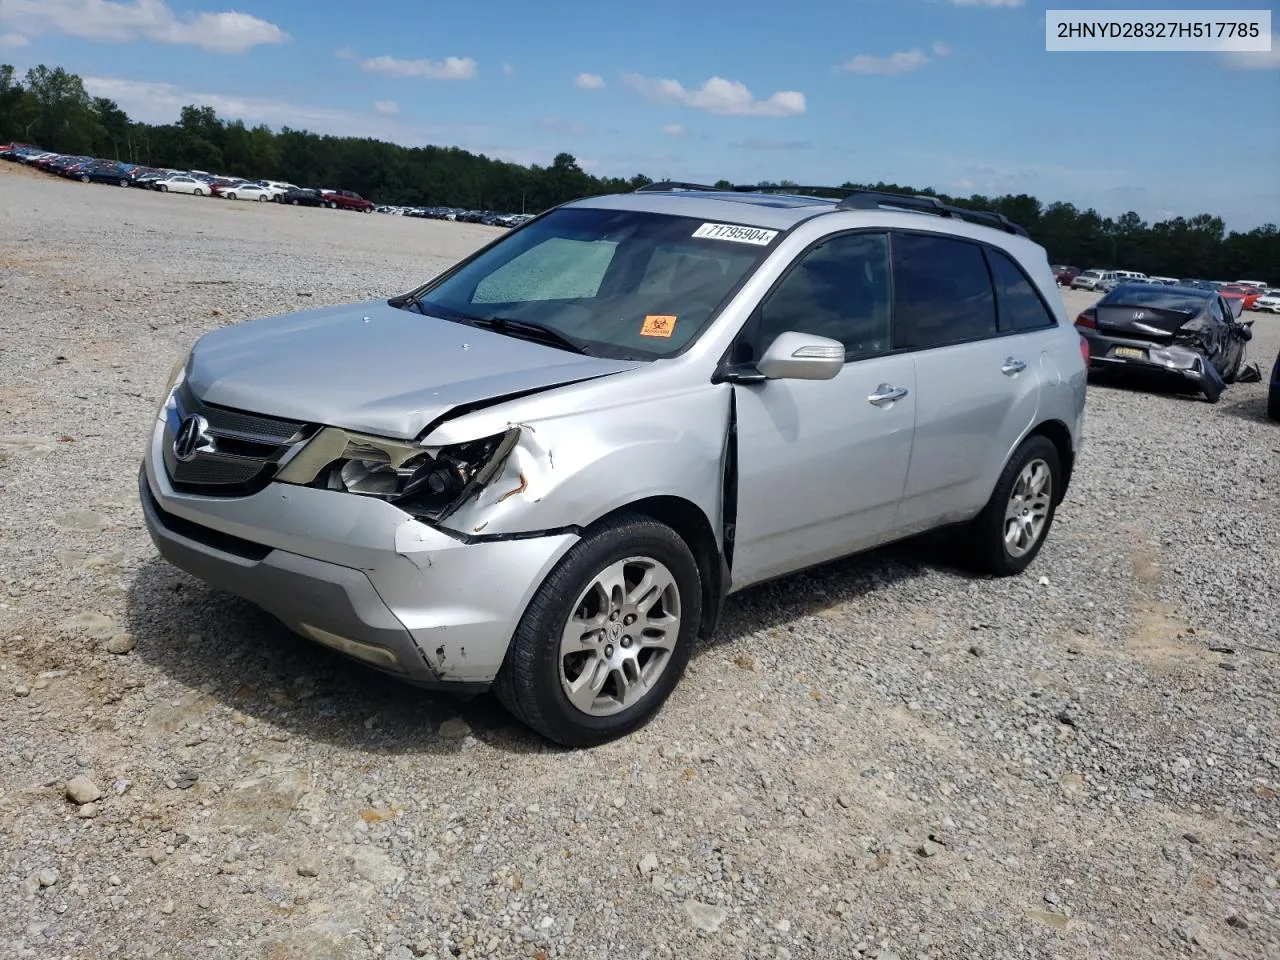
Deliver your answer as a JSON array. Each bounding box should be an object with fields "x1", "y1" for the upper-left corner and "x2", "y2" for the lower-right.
[
  {"x1": 1054, "y1": 265, "x2": 1279, "y2": 312},
  {"x1": 0, "y1": 142, "x2": 531, "y2": 228},
  {"x1": 374, "y1": 205, "x2": 534, "y2": 228}
]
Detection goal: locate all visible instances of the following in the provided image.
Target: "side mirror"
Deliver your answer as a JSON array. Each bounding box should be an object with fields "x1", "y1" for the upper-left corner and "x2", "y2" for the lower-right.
[{"x1": 755, "y1": 331, "x2": 845, "y2": 381}]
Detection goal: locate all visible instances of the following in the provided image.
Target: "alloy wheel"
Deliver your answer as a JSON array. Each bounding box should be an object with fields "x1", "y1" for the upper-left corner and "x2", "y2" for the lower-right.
[
  {"x1": 1004, "y1": 458, "x2": 1052, "y2": 558},
  {"x1": 558, "y1": 557, "x2": 681, "y2": 717}
]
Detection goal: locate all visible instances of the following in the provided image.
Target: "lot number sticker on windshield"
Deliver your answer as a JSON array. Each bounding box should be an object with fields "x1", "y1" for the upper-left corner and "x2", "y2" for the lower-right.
[{"x1": 692, "y1": 222, "x2": 778, "y2": 246}]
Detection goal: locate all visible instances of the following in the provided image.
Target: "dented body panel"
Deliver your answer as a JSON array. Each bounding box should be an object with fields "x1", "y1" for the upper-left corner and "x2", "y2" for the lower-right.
[
  {"x1": 186, "y1": 299, "x2": 642, "y2": 438},
  {"x1": 142, "y1": 417, "x2": 577, "y2": 683}
]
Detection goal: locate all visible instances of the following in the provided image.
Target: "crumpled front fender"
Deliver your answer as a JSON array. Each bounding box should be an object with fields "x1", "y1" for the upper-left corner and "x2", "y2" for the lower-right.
[{"x1": 428, "y1": 385, "x2": 733, "y2": 543}]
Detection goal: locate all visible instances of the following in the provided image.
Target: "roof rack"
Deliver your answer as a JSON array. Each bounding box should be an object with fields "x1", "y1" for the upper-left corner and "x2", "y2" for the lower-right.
[
  {"x1": 836, "y1": 189, "x2": 1029, "y2": 237},
  {"x1": 631, "y1": 182, "x2": 1029, "y2": 237}
]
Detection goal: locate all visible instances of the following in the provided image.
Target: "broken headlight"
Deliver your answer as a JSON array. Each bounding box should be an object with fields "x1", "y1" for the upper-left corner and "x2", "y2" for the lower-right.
[{"x1": 282, "y1": 427, "x2": 518, "y2": 522}]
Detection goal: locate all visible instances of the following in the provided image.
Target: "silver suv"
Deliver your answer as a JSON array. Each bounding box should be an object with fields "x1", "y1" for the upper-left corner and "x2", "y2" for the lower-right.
[{"x1": 140, "y1": 185, "x2": 1087, "y2": 745}]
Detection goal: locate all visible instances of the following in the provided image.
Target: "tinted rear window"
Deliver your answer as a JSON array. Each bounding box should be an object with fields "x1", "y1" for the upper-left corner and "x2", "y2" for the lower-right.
[
  {"x1": 892, "y1": 234, "x2": 997, "y2": 349},
  {"x1": 1099, "y1": 287, "x2": 1209, "y2": 312}
]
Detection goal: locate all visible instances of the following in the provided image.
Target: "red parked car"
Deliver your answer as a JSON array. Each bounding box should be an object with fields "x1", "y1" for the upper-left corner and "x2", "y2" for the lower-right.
[
  {"x1": 1219, "y1": 284, "x2": 1261, "y2": 311},
  {"x1": 320, "y1": 189, "x2": 374, "y2": 212}
]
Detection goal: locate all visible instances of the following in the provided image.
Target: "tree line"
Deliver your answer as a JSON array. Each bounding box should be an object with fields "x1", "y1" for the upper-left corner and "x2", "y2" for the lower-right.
[{"x1": 2, "y1": 64, "x2": 1276, "y2": 281}]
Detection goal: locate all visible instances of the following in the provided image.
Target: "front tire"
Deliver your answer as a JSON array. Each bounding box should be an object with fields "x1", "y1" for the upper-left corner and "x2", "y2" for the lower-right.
[
  {"x1": 328, "y1": 201, "x2": 338, "y2": 209},
  {"x1": 80, "y1": 174, "x2": 90, "y2": 183},
  {"x1": 965, "y1": 435, "x2": 1061, "y2": 576},
  {"x1": 194, "y1": 188, "x2": 205, "y2": 196},
  {"x1": 494, "y1": 514, "x2": 702, "y2": 747}
]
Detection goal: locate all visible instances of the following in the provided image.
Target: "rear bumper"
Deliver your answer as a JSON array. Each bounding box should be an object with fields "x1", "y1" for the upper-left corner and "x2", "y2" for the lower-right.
[
  {"x1": 1080, "y1": 330, "x2": 1226, "y2": 398},
  {"x1": 139, "y1": 418, "x2": 578, "y2": 686}
]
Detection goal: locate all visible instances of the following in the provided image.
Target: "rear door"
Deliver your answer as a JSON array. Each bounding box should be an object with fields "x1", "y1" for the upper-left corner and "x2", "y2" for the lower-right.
[{"x1": 890, "y1": 233, "x2": 1044, "y2": 533}]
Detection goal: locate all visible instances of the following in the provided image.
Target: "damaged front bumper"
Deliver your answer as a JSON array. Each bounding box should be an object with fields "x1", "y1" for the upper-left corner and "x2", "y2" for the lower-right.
[
  {"x1": 140, "y1": 420, "x2": 578, "y2": 686},
  {"x1": 1082, "y1": 334, "x2": 1228, "y2": 402}
]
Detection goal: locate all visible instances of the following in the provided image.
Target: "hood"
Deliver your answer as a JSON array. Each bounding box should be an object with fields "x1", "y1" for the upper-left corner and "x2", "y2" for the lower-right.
[{"x1": 186, "y1": 300, "x2": 643, "y2": 439}]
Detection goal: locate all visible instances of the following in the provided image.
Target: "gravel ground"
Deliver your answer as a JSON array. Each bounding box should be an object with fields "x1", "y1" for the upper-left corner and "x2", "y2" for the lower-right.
[{"x1": 2, "y1": 165, "x2": 1278, "y2": 960}]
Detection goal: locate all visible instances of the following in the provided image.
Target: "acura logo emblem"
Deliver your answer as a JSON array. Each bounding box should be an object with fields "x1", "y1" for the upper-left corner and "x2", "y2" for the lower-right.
[{"x1": 173, "y1": 414, "x2": 215, "y2": 462}]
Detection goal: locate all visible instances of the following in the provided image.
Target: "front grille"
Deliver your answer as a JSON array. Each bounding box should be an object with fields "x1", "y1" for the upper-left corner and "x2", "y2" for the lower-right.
[{"x1": 162, "y1": 382, "x2": 314, "y2": 496}]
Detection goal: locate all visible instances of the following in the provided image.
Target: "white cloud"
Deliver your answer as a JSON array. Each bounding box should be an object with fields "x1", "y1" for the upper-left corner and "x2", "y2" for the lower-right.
[
  {"x1": 951, "y1": 178, "x2": 976, "y2": 191},
  {"x1": 373, "y1": 100, "x2": 398, "y2": 115},
  {"x1": 838, "y1": 40, "x2": 951, "y2": 76},
  {"x1": 0, "y1": 32, "x2": 29, "y2": 49},
  {"x1": 1222, "y1": 35, "x2": 1280, "y2": 69},
  {"x1": 361, "y1": 55, "x2": 477, "y2": 80},
  {"x1": 661, "y1": 123, "x2": 687, "y2": 136},
  {"x1": 502, "y1": 62, "x2": 515, "y2": 75},
  {"x1": 622, "y1": 74, "x2": 805, "y2": 117},
  {"x1": 574, "y1": 72, "x2": 605, "y2": 89},
  {"x1": 335, "y1": 47, "x2": 356, "y2": 61},
  {"x1": 0, "y1": 0, "x2": 287, "y2": 54}
]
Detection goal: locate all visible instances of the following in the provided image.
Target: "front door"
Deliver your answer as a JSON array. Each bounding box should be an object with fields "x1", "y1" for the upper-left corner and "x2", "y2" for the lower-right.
[{"x1": 729, "y1": 232, "x2": 917, "y2": 589}]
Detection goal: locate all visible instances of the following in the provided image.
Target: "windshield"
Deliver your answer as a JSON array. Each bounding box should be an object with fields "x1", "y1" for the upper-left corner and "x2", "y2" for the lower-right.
[
  {"x1": 406, "y1": 206, "x2": 778, "y2": 359},
  {"x1": 1079, "y1": 270, "x2": 1101, "y2": 279}
]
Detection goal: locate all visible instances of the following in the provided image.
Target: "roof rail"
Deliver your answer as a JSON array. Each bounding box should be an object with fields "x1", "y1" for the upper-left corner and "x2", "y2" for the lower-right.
[
  {"x1": 837, "y1": 189, "x2": 1029, "y2": 237},
  {"x1": 634, "y1": 181, "x2": 720, "y2": 193}
]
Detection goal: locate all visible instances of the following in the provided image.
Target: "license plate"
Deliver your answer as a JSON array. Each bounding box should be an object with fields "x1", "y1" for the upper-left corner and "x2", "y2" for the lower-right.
[{"x1": 1113, "y1": 346, "x2": 1146, "y2": 360}]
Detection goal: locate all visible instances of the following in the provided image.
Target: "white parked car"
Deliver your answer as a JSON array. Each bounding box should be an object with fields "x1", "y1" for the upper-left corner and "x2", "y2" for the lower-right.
[
  {"x1": 1071, "y1": 269, "x2": 1115, "y2": 291},
  {"x1": 220, "y1": 181, "x2": 273, "y2": 202},
  {"x1": 1237, "y1": 279, "x2": 1269, "y2": 289},
  {"x1": 154, "y1": 175, "x2": 210, "y2": 196},
  {"x1": 1253, "y1": 291, "x2": 1280, "y2": 314}
]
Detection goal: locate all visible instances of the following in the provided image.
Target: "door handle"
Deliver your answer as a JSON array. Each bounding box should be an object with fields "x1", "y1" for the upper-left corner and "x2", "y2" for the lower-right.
[
  {"x1": 868, "y1": 384, "x2": 909, "y2": 406},
  {"x1": 1001, "y1": 358, "x2": 1027, "y2": 376}
]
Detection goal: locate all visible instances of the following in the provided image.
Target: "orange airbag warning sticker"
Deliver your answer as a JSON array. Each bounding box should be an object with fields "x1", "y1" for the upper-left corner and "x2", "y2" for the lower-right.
[{"x1": 641, "y1": 315, "x2": 677, "y2": 338}]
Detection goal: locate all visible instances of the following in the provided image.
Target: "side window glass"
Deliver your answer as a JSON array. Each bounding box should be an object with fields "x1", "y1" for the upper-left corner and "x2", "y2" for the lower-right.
[
  {"x1": 755, "y1": 233, "x2": 891, "y2": 360},
  {"x1": 989, "y1": 248, "x2": 1057, "y2": 332},
  {"x1": 892, "y1": 233, "x2": 997, "y2": 350}
]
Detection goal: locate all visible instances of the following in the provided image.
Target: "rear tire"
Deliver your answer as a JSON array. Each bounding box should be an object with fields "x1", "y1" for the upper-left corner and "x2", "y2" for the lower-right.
[
  {"x1": 493, "y1": 514, "x2": 701, "y2": 747},
  {"x1": 80, "y1": 174, "x2": 90, "y2": 183},
  {"x1": 328, "y1": 201, "x2": 338, "y2": 209},
  {"x1": 118, "y1": 179, "x2": 128, "y2": 187},
  {"x1": 158, "y1": 184, "x2": 168, "y2": 192},
  {"x1": 194, "y1": 188, "x2": 204, "y2": 196},
  {"x1": 257, "y1": 194, "x2": 267, "y2": 201},
  {"x1": 964, "y1": 434, "x2": 1061, "y2": 576}
]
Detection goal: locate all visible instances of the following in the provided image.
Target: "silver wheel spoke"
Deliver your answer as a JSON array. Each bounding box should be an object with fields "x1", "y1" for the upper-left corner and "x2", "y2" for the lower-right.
[
  {"x1": 565, "y1": 657, "x2": 610, "y2": 712},
  {"x1": 561, "y1": 613, "x2": 606, "y2": 655}
]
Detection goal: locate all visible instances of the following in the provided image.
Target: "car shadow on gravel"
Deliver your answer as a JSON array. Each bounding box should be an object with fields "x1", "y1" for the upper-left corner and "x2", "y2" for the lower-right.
[
  {"x1": 1219, "y1": 392, "x2": 1275, "y2": 424},
  {"x1": 124, "y1": 535, "x2": 957, "y2": 755}
]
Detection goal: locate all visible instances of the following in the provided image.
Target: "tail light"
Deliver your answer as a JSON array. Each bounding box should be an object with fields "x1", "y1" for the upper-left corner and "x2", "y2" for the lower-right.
[
  {"x1": 1074, "y1": 311, "x2": 1097, "y2": 329},
  {"x1": 1078, "y1": 334, "x2": 1090, "y2": 366}
]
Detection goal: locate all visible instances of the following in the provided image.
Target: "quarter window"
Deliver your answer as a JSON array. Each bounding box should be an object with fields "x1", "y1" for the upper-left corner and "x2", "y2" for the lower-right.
[
  {"x1": 891, "y1": 233, "x2": 997, "y2": 350},
  {"x1": 755, "y1": 232, "x2": 892, "y2": 360},
  {"x1": 988, "y1": 248, "x2": 1057, "y2": 332}
]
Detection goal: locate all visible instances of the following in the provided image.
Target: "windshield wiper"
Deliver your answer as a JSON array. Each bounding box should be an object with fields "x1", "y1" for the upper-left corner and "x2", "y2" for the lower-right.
[
  {"x1": 468, "y1": 316, "x2": 591, "y2": 354},
  {"x1": 393, "y1": 290, "x2": 429, "y2": 315}
]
